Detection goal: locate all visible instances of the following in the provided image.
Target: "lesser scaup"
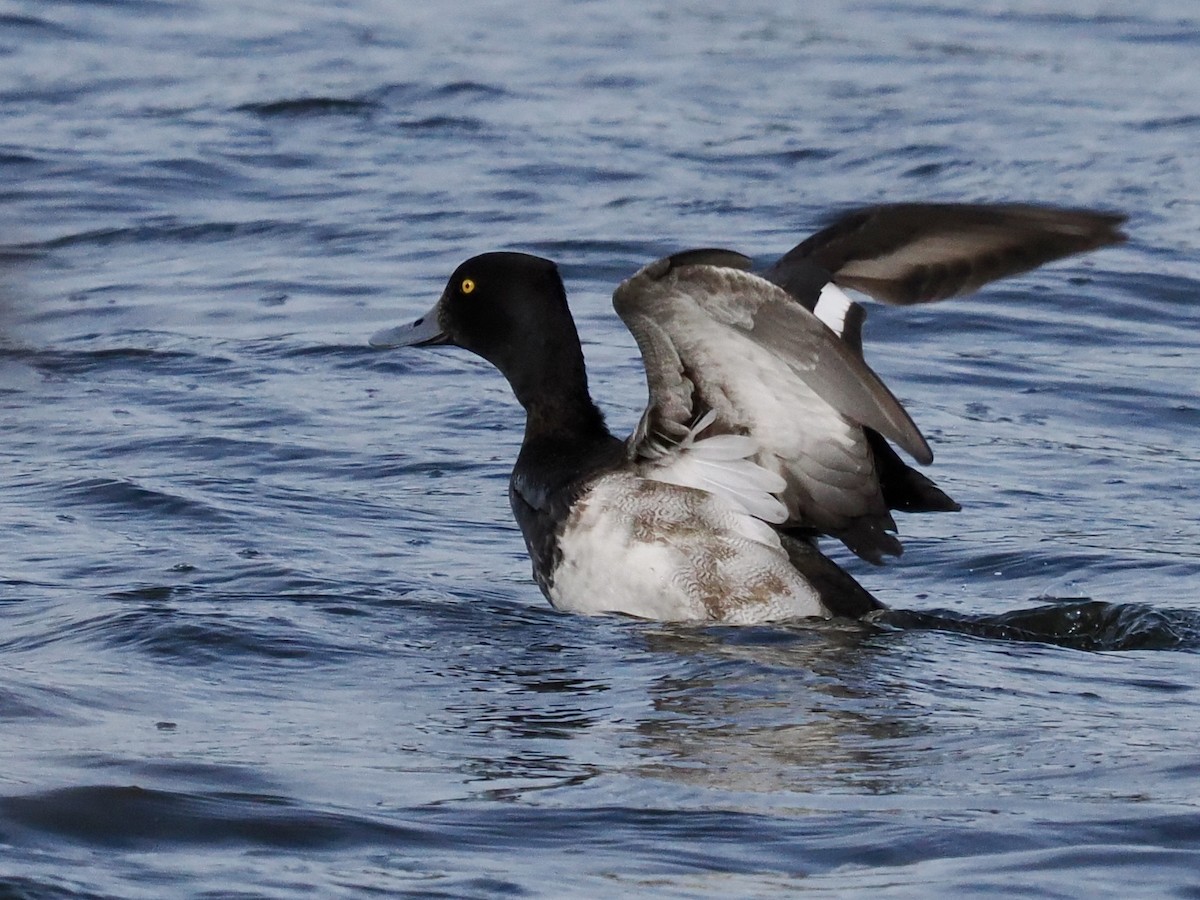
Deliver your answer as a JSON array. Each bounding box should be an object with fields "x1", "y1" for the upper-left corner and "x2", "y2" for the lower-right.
[{"x1": 371, "y1": 203, "x2": 1125, "y2": 623}]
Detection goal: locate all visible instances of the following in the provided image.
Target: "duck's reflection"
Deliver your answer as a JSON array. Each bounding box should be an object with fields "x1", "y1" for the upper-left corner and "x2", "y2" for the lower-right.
[
  {"x1": 628, "y1": 622, "x2": 932, "y2": 797},
  {"x1": 429, "y1": 591, "x2": 1200, "y2": 805},
  {"x1": 436, "y1": 608, "x2": 936, "y2": 801}
]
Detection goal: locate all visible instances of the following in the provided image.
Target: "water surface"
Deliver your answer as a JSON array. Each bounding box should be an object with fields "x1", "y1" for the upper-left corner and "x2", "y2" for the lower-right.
[{"x1": 2, "y1": 1, "x2": 1200, "y2": 896}]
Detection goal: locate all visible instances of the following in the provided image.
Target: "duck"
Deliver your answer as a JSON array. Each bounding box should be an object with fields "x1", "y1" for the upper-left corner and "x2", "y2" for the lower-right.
[{"x1": 370, "y1": 203, "x2": 1126, "y2": 623}]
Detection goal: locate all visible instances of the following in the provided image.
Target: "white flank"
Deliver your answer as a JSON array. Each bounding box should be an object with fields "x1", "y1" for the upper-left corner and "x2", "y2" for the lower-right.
[{"x1": 548, "y1": 473, "x2": 827, "y2": 623}]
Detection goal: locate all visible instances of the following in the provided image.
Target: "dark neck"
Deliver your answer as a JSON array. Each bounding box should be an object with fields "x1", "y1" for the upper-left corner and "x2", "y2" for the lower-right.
[
  {"x1": 490, "y1": 304, "x2": 612, "y2": 449},
  {"x1": 514, "y1": 350, "x2": 611, "y2": 449},
  {"x1": 512, "y1": 387, "x2": 621, "y2": 514},
  {"x1": 506, "y1": 339, "x2": 618, "y2": 505}
]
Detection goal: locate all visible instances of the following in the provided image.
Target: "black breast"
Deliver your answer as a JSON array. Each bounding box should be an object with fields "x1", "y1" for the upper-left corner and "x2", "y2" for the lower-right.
[{"x1": 508, "y1": 435, "x2": 625, "y2": 599}]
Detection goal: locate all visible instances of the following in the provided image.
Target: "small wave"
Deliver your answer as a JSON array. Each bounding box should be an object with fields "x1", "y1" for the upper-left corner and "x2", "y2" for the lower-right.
[
  {"x1": 56, "y1": 477, "x2": 231, "y2": 524},
  {"x1": 236, "y1": 97, "x2": 381, "y2": 118},
  {"x1": 29, "y1": 345, "x2": 195, "y2": 366},
  {"x1": 4, "y1": 599, "x2": 363, "y2": 667},
  {"x1": 429, "y1": 80, "x2": 508, "y2": 100},
  {"x1": 1138, "y1": 114, "x2": 1200, "y2": 133},
  {"x1": 18, "y1": 219, "x2": 299, "y2": 252},
  {"x1": 769, "y1": 147, "x2": 840, "y2": 164},
  {"x1": 902, "y1": 159, "x2": 968, "y2": 179},
  {"x1": 399, "y1": 115, "x2": 488, "y2": 133},
  {"x1": 873, "y1": 599, "x2": 1200, "y2": 651},
  {"x1": 0, "y1": 151, "x2": 42, "y2": 167},
  {"x1": 0, "y1": 683, "x2": 86, "y2": 724},
  {"x1": 0, "y1": 785, "x2": 415, "y2": 850},
  {"x1": 0, "y1": 13, "x2": 81, "y2": 38},
  {"x1": 92, "y1": 608, "x2": 345, "y2": 665},
  {"x1": 14, "y1": 345, "x2": 243, "y2": 389}
]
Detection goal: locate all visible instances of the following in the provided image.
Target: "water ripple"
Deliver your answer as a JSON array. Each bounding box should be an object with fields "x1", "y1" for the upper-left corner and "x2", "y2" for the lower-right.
[{"x1": 2, "y1": 0, "x2": 1199, "y2": 896}]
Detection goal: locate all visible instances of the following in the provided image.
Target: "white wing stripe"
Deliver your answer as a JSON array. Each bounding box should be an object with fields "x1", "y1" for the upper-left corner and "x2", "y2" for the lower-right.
[{"x1": 813, "y1": 282, "x2": 855, "y2": 336}]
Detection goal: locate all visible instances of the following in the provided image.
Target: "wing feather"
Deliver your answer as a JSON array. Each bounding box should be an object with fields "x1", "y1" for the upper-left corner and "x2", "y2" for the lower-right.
[
  {"x1": 614, "y1": 255, "x2": 924, "y2": 562},
  {"x1": 613, "y1": 204, "x2": 1124, "y2": 562}
]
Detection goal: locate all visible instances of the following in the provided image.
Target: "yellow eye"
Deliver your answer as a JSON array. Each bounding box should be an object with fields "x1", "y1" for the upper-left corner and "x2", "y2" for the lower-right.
[{"x1": 460, "y1": 278, "x2": 476, "y2": 295}]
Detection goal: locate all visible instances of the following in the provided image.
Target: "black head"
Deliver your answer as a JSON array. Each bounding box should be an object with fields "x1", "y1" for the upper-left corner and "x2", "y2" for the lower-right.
[
  {"x1": 370, "y1": 252, "x2": 594, "y2": 417},
  {"x1": 434, "y1": 253, "x2": 569, "y2": 367}
]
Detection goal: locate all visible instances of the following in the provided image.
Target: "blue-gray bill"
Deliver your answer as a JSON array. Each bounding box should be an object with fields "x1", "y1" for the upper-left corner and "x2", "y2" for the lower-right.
[{"x1": 369, "y1": 302, "x2": 445, "y2": 347}]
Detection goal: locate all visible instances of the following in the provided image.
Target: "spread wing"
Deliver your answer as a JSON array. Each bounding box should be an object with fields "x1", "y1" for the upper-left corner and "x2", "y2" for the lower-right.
[
  {"x1": 613, "y1": 204, "x2": 1126, "y2": 563},
  {"x1": 613, "y1": 251, "x2": 927, "y2": 563}
]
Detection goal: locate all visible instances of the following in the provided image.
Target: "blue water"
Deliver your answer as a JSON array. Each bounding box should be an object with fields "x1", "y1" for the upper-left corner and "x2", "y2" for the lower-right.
[{"x1": 3, "y1": 0, "x2": 1200, "y2": 896}]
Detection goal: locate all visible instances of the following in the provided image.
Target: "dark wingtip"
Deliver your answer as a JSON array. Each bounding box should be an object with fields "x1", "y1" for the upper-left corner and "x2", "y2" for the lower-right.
[{"x1": 867, "y1": 429, "x2": 961, "y2": 513}]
